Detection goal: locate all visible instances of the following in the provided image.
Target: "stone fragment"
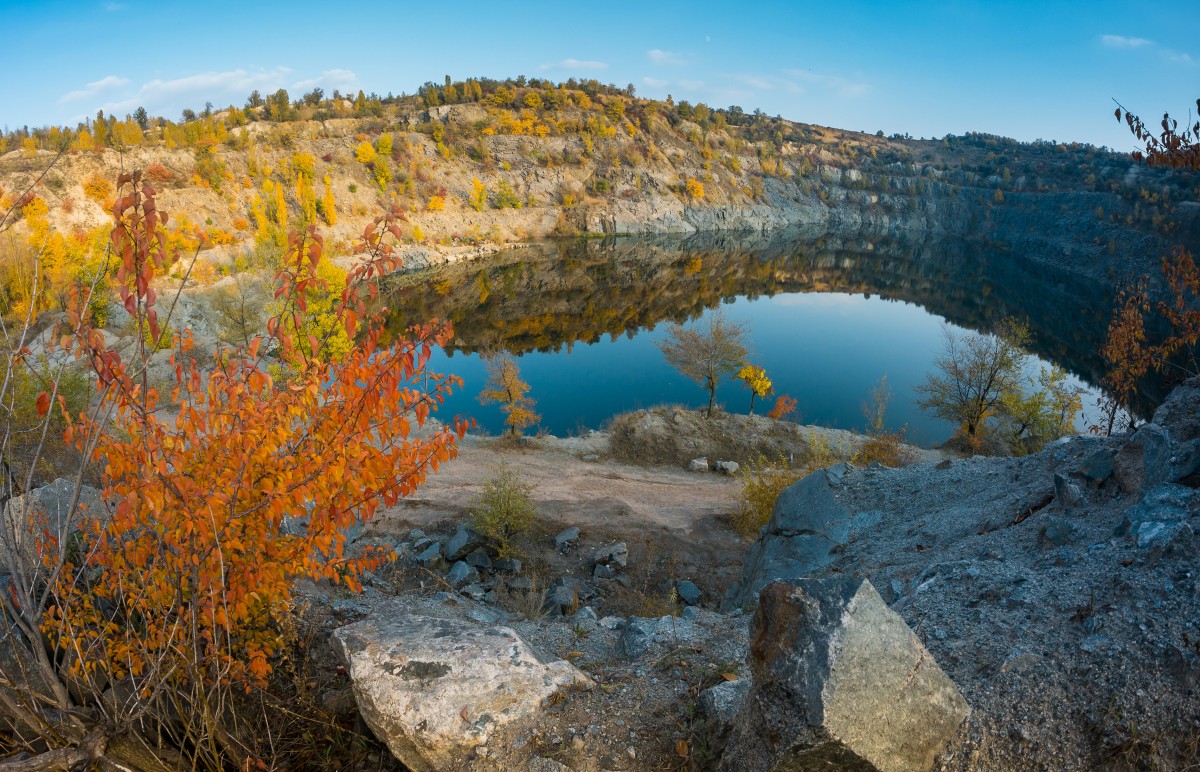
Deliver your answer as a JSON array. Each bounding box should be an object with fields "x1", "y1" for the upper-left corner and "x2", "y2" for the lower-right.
[
  {"x1": 333, "y1": 610, "x2": 590, "y2": 771},
  {"x1": 1077, "y1": 449, "x2": 1115, "y2": 484},
  {"x1": 1117, "y1": 483, "x2": 1198, "y2": 537},
  {"x1": 675, "y1": 579, "x2": 702, "y2": 606},
  {"x1": 1053, "y1": 473, "x2": 1085, "y2": 509},
  {"x1": 2, "y1": 478, "x2": 104, "y2": 576},
  {"x1": 1114, "y1": 423, "x2": 1172, "y2": 493},
  {"x1": 1040, "y1": 516, "x2": 1075, "y2": 547},
  {"x1": 714, "y1": 460, "x2": 740, "y2": 475},
  {"x1": 416, "y1": 542, "x2": 443, "y2": 568},
  {"x1": 1136, "y1": 520, "x2": 1193, "y2": 551},
  {"x1": 465, "y1": 547, "x2": 492, "y2": 570},
  {"x1": 700, "y1": 678, "x2": 752, "y2": 727},
  {"x1": 689, "y1": 457, "x2": 710, "y2": 472},
  {"x1": 330, "y1": 599, "x2": 371, "y2": 622},
  {"x1": 493, "y1": 557, "x2": 523, "y2": 573},
  {"x1": 723, "y1": 471, "x2": 851, "y2": 609},
  {"x1": 553, "y1": 527, "x2": 580, "y2": 552},
  {"x1": 592, "y1": 542, "x2": 628, "y2": 568},
  {"x1": 719, "y1": 579, "x2": 970, "y2": 772},
  {"x1": 446, "y1": 560, "x2": 480, "y2": 589},
  {"x1": 593, "y1": 563, "x2": 616, "y2": 580},
  {"x1": 446, "y1": 524, "x2": 485, "y2": 561}
]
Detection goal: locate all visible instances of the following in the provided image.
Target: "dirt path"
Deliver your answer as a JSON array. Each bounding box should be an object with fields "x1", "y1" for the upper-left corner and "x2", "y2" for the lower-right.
[{"x1": 370, "y1": 435, "x2": 750, "y2": 592}]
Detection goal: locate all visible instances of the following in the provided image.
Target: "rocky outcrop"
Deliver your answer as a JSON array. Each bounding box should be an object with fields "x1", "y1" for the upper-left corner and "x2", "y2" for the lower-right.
[
  {"x1": 1, "y1": 478, "x2": 104, "y2": 578},
  {"x1": 720, "y1": 579, "x2": 969, "y2": 772},
  {"x1": 332, "y1": 608, "x2": 591, "y2": 771},
  {"x1": 720, "y1": 377, "x2": 1200, "y2": 769},
  {"x1": 723, "y1": 465, "x2": 859, "y2": 609}
]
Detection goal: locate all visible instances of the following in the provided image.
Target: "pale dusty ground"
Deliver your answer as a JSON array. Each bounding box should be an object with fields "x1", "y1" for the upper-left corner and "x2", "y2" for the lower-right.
[{"x1": 373, "y1": 433, "x2": 741, "y2": 542}]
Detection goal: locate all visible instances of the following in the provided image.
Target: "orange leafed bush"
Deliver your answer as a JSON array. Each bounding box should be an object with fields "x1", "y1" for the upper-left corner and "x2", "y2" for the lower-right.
[
  {"x1": 47, "y1": 172, "x2": 468, "y2": 716},
  {"x1": 767, "y1": 394, "x2": 797, "y2": 420}
]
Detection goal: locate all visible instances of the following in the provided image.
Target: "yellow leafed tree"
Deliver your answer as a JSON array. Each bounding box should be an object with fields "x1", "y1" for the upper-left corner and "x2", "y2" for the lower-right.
[
  {"x1": 735, "y1": 364, "x2": 772, "y2": 414},
  {"x1": 478, "y1": 352, "x2": 540, "y2": 436}
]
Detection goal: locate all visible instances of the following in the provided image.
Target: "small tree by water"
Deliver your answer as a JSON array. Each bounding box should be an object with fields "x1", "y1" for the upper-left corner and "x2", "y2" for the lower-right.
[
  {"x1": 479, "y1": 351, "x2": 540, "y2": 436},
  {"x1": 658, "y1": 308, "x2": 749, "y2": 417}
]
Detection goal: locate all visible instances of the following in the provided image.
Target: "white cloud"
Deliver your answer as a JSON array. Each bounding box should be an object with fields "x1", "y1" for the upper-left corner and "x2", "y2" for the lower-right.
[
  {"x1": 1100, "y1": 34, "x2": 1153, "y2": 48},
  {"x1": 292, "y1": 68, "x2": 357, "y2": 92},
  {"x1": 92, "y1": 67, "x2": 291, "y2": 116},
  {"x1": 784, "y1": 69, "x2": 870, "y2": 98},
  {"x1": 642, "y1": 76, "x2": 668, "y2": 88},
  {"x1": 538, "y1": 58, "x2": 607, "y2": 72},
  {"x1": 648, "y1": 49, "x2": 685, "y2": 65},
  {"x1": 737, "y1": 74, "x2": 775, "y2": 90},
  {"x1": 1099, "y1": 34, "x2": 1194, "y2": 66},
  {"x1": 59, "y1": 75, "x2": 129, "y2": 103}
]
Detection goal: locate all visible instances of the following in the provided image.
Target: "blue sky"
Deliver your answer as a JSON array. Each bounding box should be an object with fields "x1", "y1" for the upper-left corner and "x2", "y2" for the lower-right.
[{"x1": 3, "y1": 0, "x2": 1197, "y2": 149}]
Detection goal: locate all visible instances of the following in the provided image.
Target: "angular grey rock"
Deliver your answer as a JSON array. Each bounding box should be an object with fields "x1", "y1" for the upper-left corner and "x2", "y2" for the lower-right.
[
  {"x1": 408, "y1": 528, "x2": 427, "y2": 541},
  {"x1": 331, "y1": 599, "x2": 371, "y2": 622},
  {"x1": 599, "y1": 616, "x2": 624, "y2": 630},
  {"x1": 714, "y1": 460, "x2": 740, "y2": 475},
  {"x1": 415, "y1": 541, "x2": 443, "y2": 568},
  {"x1": 446, "y1": 560, "x2": 480, "y2": 589},
  {"x1": 719, "y1": 579, "x2": 970, "y2": 772},
  {"x1": 546, "y1": 577, "x2": 592, "y2": 613},
  {"x1": 675, "y1": 579, "x2": 702, "y2": 606},
  {"x1": 592, "y1": 542, "x2": 628, "y2": 568},
  {"x1": 2, "y1": 478, "x2": 104, "y2": 576},
  {"x1": 572, "y1": 606, "x2": 598, "y2": 624},
  {"x1": 553, "y1": 527, "x2": 580, "y2": 551},
  {"x1": 506, "y1": 576, "x2": 533, "y2": 592},
  {"x1": 617, "y1": 617, "x2": 658, "y2": 659},
  {"x1": 681, "y1": 605, "x2": 701, "y2": 622},
  {"x1": 465, "y1": 547, "x2": 492, "y2": 570},
  {"x1": 1077, "y1": 449, "x2": 1115, "y2": 484},
  {"x1": 593, "y1": 563, "x2": 616, "y2": 580},
  {"x1": 723, "y1": 471, "x2": 852, "y2": 609},
  {"x1": 459, "y1": 583, "x2": 488, "y2": 602},
  {"x1": 1053, "y1": 473, "x2": 1084, "y2": 510},
  {"x1": 1169, "y1": 438, "x2": 1200, "y2": 486},
  {"x1": 1118, "y1": 483, "x2": 1198, "y2": 537},
  {"x1": 700, "y1": 678, "x2": 751, "y2": 728},
  {"x1": 1041, "y1": 516, "x2": 1075, "y2": 547},
  {"x1": 464, "y1": 607, "x2": 502, "y2": 625},
  {"x1": 445, "y1": 524, "x2": 485, "y2": 561},
  {"x1": 1114, "y1": 423, "x2": 1172, "y2": 493},
  {"x1": 493, "y1": 557, "x2": 522, "y2": 573},
  {"x1": 332, "y1": 610, "x2": 590, "y2": 771},
  {"x1": 432, "y1": 592, "x2": 459, "y2": 606},
  {"x1": 688, "y1": 457, "x2": 710, "y2": 472},
  {"x1": 1136, "y1": 520, "x2": 1193, "y2": 551},
  {"x1": 825, "y1": 461, "x2": 851, "y2": 486}
]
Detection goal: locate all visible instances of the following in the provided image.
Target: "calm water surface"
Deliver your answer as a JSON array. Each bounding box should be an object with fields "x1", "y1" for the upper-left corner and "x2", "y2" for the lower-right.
[{"x1": 384, "y1": 231, "x2": 1114, "y2": 446}]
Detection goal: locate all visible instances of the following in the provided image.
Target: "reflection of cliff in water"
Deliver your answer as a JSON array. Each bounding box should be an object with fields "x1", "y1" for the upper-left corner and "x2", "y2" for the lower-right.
[{"x1": 383, "y1": 229, "x2": 1144, "y2": 407}]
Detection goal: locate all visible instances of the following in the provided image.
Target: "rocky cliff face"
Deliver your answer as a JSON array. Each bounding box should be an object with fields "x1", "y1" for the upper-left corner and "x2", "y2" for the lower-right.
[
  {"x1": 723, "y1": 377, "x2": 1200, "y2": 769},
  {"x1": 3, "y1": 102, "x2": 1194, "y2": 297}
]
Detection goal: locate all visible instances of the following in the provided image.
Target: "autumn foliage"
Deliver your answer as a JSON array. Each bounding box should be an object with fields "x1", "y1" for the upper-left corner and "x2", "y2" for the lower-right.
[{"x1": 39, "y1": 172, "x2": 467, "y2": 760}]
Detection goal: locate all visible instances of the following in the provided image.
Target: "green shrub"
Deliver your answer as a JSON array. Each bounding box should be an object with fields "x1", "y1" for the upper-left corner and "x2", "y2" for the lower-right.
[
  {"x1": 470, "y1": 465, "x2": 537, "y2": 556},
  {"x1": 732, "y1": 453, "x2": 805, "y2": 537}
]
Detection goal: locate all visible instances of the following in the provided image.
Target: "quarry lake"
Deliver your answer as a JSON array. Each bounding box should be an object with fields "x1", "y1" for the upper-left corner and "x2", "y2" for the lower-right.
[{"x1": 384, "y1": 231, "x2": 1114, "y2": 446}]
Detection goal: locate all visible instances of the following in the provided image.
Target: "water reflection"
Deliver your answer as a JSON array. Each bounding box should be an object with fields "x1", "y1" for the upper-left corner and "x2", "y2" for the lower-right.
[{"x1": 382, "y1": 230, "x2": 1122, "y2": 444}]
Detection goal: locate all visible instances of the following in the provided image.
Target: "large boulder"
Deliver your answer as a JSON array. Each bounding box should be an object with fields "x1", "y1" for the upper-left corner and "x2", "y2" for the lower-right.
[
  {"x1": 1, "y1": 478, "x2": 104, "y2": 577},
  {"x1": 719, "y1": 579, "x2": 970, "y2": 772},
  {"x1": 722, "y1": 469, "x2": 852, "y2": 609},
  {"x1": 332, "y1": 608, "x2": 590, "y2": 771}
]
